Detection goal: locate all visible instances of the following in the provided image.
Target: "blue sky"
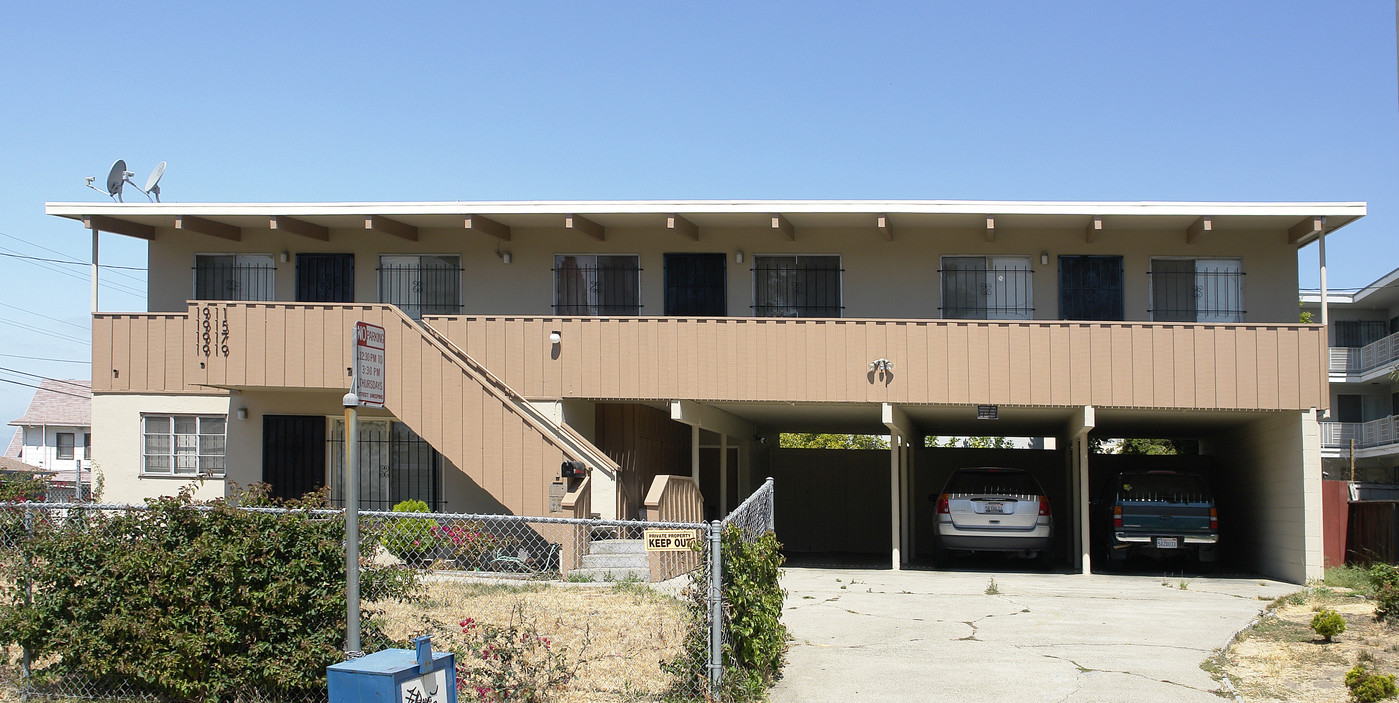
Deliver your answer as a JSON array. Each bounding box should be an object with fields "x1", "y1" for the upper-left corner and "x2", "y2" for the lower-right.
[{"x1": 0, "y1": 1, "x2": 1396, "y2": 430}]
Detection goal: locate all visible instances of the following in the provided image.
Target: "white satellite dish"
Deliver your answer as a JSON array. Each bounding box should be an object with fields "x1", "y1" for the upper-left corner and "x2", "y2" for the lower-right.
[
  {"x1": 137, "y1": 161, "x2": 166, "y2": 202},
  {"x1": 105, "y1": 160, "x2": 129, "y2": 201}
]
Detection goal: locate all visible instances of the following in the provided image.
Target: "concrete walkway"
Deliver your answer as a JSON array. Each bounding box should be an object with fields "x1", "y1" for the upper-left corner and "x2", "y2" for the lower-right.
[{"x1": 770, "y1": 567, "x2": 1298, "y2": 702}]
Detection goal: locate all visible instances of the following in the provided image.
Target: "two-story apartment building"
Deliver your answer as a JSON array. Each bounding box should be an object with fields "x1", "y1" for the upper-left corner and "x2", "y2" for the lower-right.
[
  {"x1": 1303, "y1": 268, "x2": 1399, "y2": 490},
  {"x1": 48, "y1": 199, "x2": 1363, "y2": 583}
]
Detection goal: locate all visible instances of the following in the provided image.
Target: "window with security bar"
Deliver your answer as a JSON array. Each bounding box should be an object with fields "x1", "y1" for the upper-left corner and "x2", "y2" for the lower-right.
[
  {"x1": 142, "y1": 415, "x2": 226, "y2": 476},
  {"x1": 194, "y1": 254, "x2": 275, "y2": 301},
  {"x1": 1149, "y1": 258, "x2": 1243, "y2": 323},
  {"x1": 326, "y1": 419, "x2": 443, "y2": 511},
  {"x1": 553, "y1": 254, "x2": 641, "y2": 315},
  {"x1": 939, "y1": 256, "x2": 1033, "y2": 320},
  {"x1": 752, "y1": 255, "x2": 842, "y2": 317},
  {"x1": 379, "y1": 255, "x2": 463, "y2": 319}
]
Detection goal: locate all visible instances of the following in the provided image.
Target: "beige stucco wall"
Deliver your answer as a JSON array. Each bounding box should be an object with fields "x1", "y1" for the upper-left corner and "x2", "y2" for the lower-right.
[
  {"x1": 143, "y1": 222, "x2": 1301, "y2": 323},
  {"x1": 91, "y1": 393, "x2": 230, "y2": 505},
  {"x1": 1204, "y1": 410, "x2": 1323, "y2": 584}
]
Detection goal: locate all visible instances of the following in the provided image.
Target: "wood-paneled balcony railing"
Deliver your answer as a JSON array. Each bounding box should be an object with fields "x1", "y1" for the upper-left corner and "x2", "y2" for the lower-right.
[{"x1": 92, "y1": 306, "x2": 1327, "y2": 412}]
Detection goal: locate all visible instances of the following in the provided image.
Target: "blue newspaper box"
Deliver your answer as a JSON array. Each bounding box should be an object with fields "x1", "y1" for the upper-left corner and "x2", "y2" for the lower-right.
[{"x1": 328, "y1": 636, "x2": 456, "y2": 703}]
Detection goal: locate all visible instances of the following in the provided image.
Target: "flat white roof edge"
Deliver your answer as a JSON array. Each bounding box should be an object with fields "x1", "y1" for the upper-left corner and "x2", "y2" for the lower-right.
[{"x1": 46, "y1": 199, "x2": 1368, "y2": 218}]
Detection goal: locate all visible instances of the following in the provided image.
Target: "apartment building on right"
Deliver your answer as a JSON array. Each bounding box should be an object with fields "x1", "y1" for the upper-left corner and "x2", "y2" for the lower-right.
[{"x1": 1304, "y1": 269, "x2": 1399, "y2": 490}]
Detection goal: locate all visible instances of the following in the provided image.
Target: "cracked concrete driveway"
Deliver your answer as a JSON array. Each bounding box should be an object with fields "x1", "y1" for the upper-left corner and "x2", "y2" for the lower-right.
[{"x1": 770, "y1": 567, "x2": 1297, "y2": 702}]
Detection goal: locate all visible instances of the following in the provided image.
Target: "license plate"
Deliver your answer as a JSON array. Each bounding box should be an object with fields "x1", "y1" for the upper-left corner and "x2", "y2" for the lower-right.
[
  {"x1": 984, "y1": 502, "x2": 1005, "y2": 514},
  {"x1": 1155, "y1": 537, "x2": 1179, "y2": 549}
]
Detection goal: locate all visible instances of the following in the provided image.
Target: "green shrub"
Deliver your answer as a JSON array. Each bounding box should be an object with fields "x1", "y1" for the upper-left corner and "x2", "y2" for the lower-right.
[
  {"x1": 1371, "y1": 563, "x2": 1399, "y2": 623},
  {"x1": 1346, "y1": 663, "x2": 1398, "y2": 703},
  {"x1": 1311, "y1": 609, "x2": 1346, "y2": 642},
  {"x1": 382, "y1": 499, "x2": 437, "y2": 564},
  {"x1": 0, "y1": 486, "x2": 419, "y2": 702},
  {"x1": 664, "y1": 525, "x2": 787, "y2": 701}
]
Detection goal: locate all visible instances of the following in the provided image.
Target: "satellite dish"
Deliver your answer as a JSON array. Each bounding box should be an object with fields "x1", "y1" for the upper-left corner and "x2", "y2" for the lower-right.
[
  {"x1": 141, "y1": 161, "x2": 166, "y2": 202},
  {"x1": 105, "y1": 160, "x2": 127, "y2": 200}
]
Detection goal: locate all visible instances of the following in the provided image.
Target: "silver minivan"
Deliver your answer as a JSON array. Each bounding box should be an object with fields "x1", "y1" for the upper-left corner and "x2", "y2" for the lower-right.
[{"x1": 934, "y1": 467, "x2": 1053, "y2": 564}]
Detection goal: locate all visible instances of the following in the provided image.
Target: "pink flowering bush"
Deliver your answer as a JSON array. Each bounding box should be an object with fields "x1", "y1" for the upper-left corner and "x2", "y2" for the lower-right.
[
  {"x1": 449, "y1": 607, "x2": 588, "y2": 703},
  {"x1": 430, "y1": 523, "x2": 504, "y2": 570}
]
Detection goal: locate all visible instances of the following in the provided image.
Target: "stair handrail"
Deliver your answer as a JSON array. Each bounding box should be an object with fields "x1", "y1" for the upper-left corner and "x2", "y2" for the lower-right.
[
  {"x1": 400, "y1": 312, "x2": 619, "y2": 478},
  {"x1": 644, "y1": 474, "x2": 704, "y2": 525},
  {"x1": 561, "y1": 474, "x2": 592, "y2": 519}
]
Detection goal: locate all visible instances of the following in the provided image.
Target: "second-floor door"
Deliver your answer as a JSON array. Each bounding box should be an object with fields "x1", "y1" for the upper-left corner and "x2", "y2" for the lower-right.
[
  {"x1": 664, "y1": 253, "x2": 727, "y2": 316},
  {"x1": 1058, "y1": 255, "x2": 1124, "y2": 321},
  {"x1": 296, "y1": 253, "x2": 355, "y2": 303}
]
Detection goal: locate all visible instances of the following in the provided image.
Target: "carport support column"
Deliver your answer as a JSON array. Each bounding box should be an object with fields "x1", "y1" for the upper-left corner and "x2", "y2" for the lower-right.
[
  {"x1": 691, "y1": 424, "x2": 701, "y2": 484},
  {"x1": 719, "y1": 433, "x2": 729, "y2": 517},
  {"x1": 1067, "y1": 406, "x2": 1095, "y2": 575},
  {"x1": 883, "y1": 403, "x2": 916, "y2": 571}
]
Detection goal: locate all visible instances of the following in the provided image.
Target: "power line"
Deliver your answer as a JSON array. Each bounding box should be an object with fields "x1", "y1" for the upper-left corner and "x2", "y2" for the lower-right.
[
  {"x1": 0, "y1": 303, "x2": 88, "y2": 332},
  {"x1": 0, "y1": 352, "x2": 88, "y2": 365},
  {"x1": 0, "y1": 377, "x2": 90, "y2": 400},
  {"x1": 0, "y1": 250, "x2": 148, "y2": 271},
  {"x1": 0, "y1": 367, "x2": 90, "y2": 391},
  {"x1": 0, "y1": 316, "x2": 90, "y2": 346},
  {"x1": 0, "y1": 230, "x2": 148, "y2": 284},
  {"x1": 0, "y1": 245, "x2": 145, "y2": 298}
]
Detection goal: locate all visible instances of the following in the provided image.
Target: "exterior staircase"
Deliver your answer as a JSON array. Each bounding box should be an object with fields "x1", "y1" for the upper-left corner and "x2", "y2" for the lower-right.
[{"x1": 570, "y1": 539, "x2": 650, "y2": 582}]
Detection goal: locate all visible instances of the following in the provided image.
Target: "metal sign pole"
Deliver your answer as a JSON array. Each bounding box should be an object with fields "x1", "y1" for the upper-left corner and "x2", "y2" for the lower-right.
[{"x1": 344, "y1": 392, "x2": 360, "y2": 653}]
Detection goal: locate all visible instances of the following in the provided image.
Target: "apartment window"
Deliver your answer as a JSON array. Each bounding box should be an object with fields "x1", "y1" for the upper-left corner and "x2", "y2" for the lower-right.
[
  {"x1": 84, "y1": 433, "x2": 92, "y2": 460},
  {"x1": 1149, "y1": 258, "x2": 1243, "y2": 323},
  {"x1": 940, "y1": 256, "x2": 1033, "y2": 320},
  {"x1": 379, "y1": 255, "x2": 462, "y2": 319},
  {"x1": 752, "y1": 255, "x2": 842, "y2": 317},
  {"x1": 142, "y1": 415, "x2": 227, "y2": 476},
  {"x1": 553, "y1": 255, "x2": 641, "y2": 315},
  {"x1": 1334, "y1": 320, "x2": 1389, "y2": 347},
  {"x1": 56, "y1": 433, "x2": 74, "y2": 460},
  {"x1": 194, "y1": 254, "x2": 276, "y2": 301}
]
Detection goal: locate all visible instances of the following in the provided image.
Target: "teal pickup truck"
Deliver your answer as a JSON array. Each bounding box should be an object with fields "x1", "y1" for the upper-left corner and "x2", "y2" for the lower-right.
[{"x1": 1102, "y1": 470, "x2": 1217, "y2": 567}]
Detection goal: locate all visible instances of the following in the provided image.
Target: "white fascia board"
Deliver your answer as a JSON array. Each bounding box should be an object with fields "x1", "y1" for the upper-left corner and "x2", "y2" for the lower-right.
[{"x1": 45, "y1": 199, "x2": 1369, "y2": 219}]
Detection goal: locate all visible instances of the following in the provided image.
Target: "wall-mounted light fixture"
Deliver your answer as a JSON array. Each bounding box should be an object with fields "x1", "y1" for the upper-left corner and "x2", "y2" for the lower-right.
[
  {"x1": 736, "y1": 249, "x2": 744, "y2": 264},
  {"x1": 280, "y1": 251, "x2": 290, "y2": 263},
  {"x1": 1040, "y1": 251, "x2": 1049, "y2": 266},
  {"x1": 496, "y1": 244, "x2": 512, "y2": 264},
  {"x1": 549, "y1": 331, "x2": 562, "y2": 345},
  {"x1": 868, "y1": 358, "x2": 894, "y2": 372},
  {"x1": 236, "y1": 408, "x2": 248, "y2": 420}
]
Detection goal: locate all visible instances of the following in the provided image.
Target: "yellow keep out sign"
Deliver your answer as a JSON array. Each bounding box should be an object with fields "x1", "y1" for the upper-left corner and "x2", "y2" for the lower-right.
[{"x1": 644, "y1": 529, "x2": 699, "y2": 552}]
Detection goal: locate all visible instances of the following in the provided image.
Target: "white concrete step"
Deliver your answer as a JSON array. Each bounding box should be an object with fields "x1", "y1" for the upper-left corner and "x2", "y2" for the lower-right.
[
  {"x1": 581, "y1": 552, "x2": 648, "y2": 569},
  {"x1": 588, "y1": 538, "x2": 646, "y2": 555}
]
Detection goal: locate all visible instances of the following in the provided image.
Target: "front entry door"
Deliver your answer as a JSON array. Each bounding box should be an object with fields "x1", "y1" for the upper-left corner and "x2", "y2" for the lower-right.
[
  {"x1": 263, "y1": 415, "x2": 326, "y2": 502},
  {"x1": 296, "y1": 253, "x2": 355, "y2": 303},
  {"x1": 664, "y1": 253, "x2": 727, "y2": 316},
  {"x1": 1058, "y1": 255, "x2": 1124, "y2": 320}
]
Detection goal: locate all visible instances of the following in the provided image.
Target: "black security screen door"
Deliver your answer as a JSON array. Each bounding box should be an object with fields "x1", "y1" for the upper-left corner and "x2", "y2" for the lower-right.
[
  {"x1": 1058, "y1": 255, "x2": 1124, "y2": 321},
  {"x1": 664, "y1": 253, "x2": 727, "y2": 316},
  {"x1": 263, "y1": 415, "x2": 326, "y2": 502},
  {"x1": 296, "y1": 253, "x2": 355, "y2": 303}
]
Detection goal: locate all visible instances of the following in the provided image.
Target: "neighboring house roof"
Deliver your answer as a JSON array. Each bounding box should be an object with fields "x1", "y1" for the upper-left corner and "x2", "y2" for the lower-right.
[
  {"x1": 1301, "y1": 265, "x2": 1399, "y2": 311},
  {"x1": 8, "y1": 379, "x2": 91, "y2": 427},
  {"x1": 0, "y1": 456, "x2": 48, "y2": 474},
  {"x1": 46, "y1": 469, "x2": 92, "y2": 485},
  {"x1": 4, "y1": 429, "x2": 19, "y2": 458}
]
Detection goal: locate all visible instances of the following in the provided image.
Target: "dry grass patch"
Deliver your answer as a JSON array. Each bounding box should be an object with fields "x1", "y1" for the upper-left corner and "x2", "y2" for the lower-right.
[
  {"x1": 377, "y1": 577, "x2": 694, "y2": 702},
  {"x1": 1211, "y1": 587, "x2": 1399, "y2": 703}
]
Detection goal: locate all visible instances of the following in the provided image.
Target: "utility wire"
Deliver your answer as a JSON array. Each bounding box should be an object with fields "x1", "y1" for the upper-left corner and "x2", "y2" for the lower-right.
[
  {"x1": 0, "y1": 245, "x2": 145, "y2": 298},
  {"x1": 0, "y1": 303, "x2": 88, "y2": 332},
  {"x1": 0, "y1": 352, "x2": 88, "y2": 364},
  {"x1": 0, "y1": 367, "x2": 91, "y2": 391},
  {"x1": 0, "y1": 230, "x2": 148, "y2": 284},
  {"x1": 0, "y1": 316, "x2": 90, "y2": 346},
  {"x1": 0, "y1": 251, "x2": 147, "y2": 271},
  {"x1": 0, "y1": 377, "x2": 90, "y2": 400}
]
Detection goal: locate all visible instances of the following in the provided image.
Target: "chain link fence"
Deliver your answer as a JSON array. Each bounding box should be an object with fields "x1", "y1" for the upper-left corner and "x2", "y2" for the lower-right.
[{"x1": 0, "y1": 479, "x2": 778, "y2": 702}]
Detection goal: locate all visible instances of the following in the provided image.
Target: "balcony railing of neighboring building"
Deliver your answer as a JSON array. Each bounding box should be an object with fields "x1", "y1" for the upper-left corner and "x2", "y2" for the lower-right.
[
  {"x1": 1328, "y1": 329, "x2": 1399, "y2": 375},
  {"x1": 1321, "y1": 415, "x2": 1399, "y2": 450},
  {"x1": 938, "y1": 266, "x2": 1034, "y2": 320}
]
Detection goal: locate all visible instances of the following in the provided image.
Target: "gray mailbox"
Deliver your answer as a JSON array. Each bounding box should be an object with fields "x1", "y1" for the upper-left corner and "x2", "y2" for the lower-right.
[{"x1": 328, "y1": 635, "x2": 456, "y2": 703}]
